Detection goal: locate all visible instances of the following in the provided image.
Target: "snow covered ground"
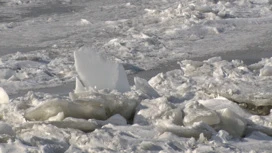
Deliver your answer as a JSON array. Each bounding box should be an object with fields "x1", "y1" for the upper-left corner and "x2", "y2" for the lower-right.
[{"x1": 0, "y1": 0, "x2": 272, "y2": 152}]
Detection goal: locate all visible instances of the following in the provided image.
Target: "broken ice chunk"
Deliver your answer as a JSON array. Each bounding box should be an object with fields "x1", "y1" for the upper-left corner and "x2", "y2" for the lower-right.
[
  {"x1": 260, "y1": 66, "x2": 272, "y2": 76},
  {"x1": 0, "y1": 122, "x2": 15, "y2": 136},
  {"x1": 96, "y1": 114, "x2": 127, "y2": 126},
  {"x1": 198, "y1": 97, "x2": 251, "y2": 118},
  {"x1": 24, "y1": 99, "x2": 107, "y2": 121},
  {"x1": 49, "y1": 117, "x2": 99, "y2": 132},
  {"x1": 0, "y1": 122, "x2": 15, "y2": 142},
  {"x1": 74, "y1": 47, "x2": 130, "y2": 93},
  {"x1": 217, "y1": 108, "x2": 246, "y2": 137},
  {"x1": 48, "y1": 112, "x2": 65, "y2": 121},
  {"x1": 69, "y1": 91, "x2": 138, "y2": 120},
  {"x1": 0, "y1": 87, "x2": 9, "y2": 104},
  {"x1": 75, "y1": 77, "x2": 86, "y2": 93},
  {"x1": 157, "y1": 121, "x2": 215, "y2": 139},
  {"x1": 134, "y1": 97, "x2": 178, "y2": 125},
  {"x1": 134, "y1": 77, "x2": 160, "y2": 98},
  {"x1": 183, "y1": 101, "x2": 220, "y2": 126}
]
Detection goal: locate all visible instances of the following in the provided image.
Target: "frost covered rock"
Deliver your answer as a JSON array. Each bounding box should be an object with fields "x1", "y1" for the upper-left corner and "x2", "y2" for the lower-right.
[
  {"x1": 134, "y1": 77, "x2": 160, "y2": 98},
  {"x1": 217, "y1": 108, "x2": 246, "y2": 137},
  {"x1": 0, "y1": 87, "x2": 9, "y2": 104},
  {"x1": 183, "y1": 101, "x2": 220, "y2": 126},
  {"x1": 24, "y1": 99, "x2": 107, "y2": 121},
  {"x1": 74, "y1": 47, "x2": 130, "y2": 93}
]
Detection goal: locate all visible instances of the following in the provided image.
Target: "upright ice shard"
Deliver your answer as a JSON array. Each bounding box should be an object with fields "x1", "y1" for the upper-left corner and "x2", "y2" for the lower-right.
[
  {"x1": 75, "y1": 76, "x2": 85, "y2": 93},
  {"x1": 0, "y1": 87, "x2": 9, "y2": 104},
  {"x1": 74, "y1": 47, "x2": 130, "y2": 93}
]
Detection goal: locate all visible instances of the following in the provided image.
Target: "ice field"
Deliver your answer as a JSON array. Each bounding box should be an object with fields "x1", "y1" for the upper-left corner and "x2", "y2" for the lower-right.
[{"x1": 0, "y1": 0, "x2": 272, "y2": 152}]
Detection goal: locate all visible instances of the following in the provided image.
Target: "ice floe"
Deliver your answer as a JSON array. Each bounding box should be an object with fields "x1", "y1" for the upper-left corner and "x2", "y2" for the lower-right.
[{"x1": 0, "y1": 0, "x2": 272, "y2": 152}]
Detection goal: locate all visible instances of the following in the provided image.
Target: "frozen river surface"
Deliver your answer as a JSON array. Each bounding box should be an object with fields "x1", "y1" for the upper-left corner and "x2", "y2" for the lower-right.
[{"x1": 0, "y1": 0, "x2": 272, "y2": 152}]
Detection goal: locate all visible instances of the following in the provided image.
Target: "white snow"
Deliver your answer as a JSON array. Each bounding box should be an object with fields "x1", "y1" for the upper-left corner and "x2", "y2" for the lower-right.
[
  {"x1": 97, "y1": 114, "x2": 127, "y2": 126},
  {"x1": 79, "y1": 19, "x2": 91, "y2": 25}
]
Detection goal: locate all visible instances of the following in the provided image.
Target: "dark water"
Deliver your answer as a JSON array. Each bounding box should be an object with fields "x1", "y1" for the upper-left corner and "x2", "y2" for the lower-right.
[
  {"x1": 0, "y1": 46, "x2": 47, "y2": 56},
  {"x1": 21, "y1": 4, "x2": 82, "y2": 18},
  {"x1": 0, "y1": 3, "x2": 82, "y2": 23},
  {"x1": 0, "y1": 1, "x2": 5, "y2": 6},
  {"x1": 0, "y1": 15, "x2": 13, "y2": 23},
  {"x1": 193, "y1": 49, "x2": 272, "y2": 65}
]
